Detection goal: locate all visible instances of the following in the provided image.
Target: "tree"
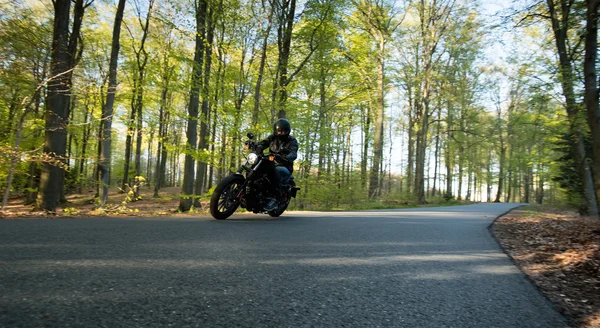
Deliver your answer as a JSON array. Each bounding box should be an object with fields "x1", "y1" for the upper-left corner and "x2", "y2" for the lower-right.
[
  {"x1": 98, "y1": 0, "x2": 126, "y2": 207},
  {"x1": 583, "y1": 0, "x2": 600, "y2": 208},
  {"x1": 179, "y1": 0, "x2": 208, "y2": 212},
  {"x1": 351, "y1": 0, "x2": 403, "y2": 199},
  {"x1": 38, "y1": 0, "x2": 92, "y2": 212},
  {"x1": 544, "y1": 0, "x2": 598, "y2": 216},
  {"x1": 273, "y1": 0, "x2": 326, "y2": 118},
  {"x1": 1, "y1": 84, "x2": 47, "y2": 209},
  {"x1": 412, "y1": 0, "x2": 456, "y2": 204},
  {"x1": 128, "y1": 0, "x2": 155, "y2": 199}
]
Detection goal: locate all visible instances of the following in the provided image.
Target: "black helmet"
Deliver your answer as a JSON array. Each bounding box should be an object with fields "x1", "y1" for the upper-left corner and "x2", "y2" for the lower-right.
[{"x1": 273, "y1": 118, "x2": 291, "y2": 138}]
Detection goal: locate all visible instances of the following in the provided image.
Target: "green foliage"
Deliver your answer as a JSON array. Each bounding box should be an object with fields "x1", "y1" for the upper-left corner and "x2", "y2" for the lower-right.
[
  {"x1": 0, "y1": 0, "x2": 589, "y2": 213},
  {"x1": 551, "y1": 133, "x2": 592, "y2": 211}
]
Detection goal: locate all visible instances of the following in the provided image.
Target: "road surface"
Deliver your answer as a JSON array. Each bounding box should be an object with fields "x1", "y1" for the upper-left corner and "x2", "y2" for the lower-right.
[{"x1": 0, "y1": 203, "x2": 570, "y2": 327}]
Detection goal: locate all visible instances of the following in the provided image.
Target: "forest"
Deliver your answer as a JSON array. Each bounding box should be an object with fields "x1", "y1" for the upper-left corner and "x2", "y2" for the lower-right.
[{"x1": 1, "y1": 0, "x2": 600, "y2": 216}]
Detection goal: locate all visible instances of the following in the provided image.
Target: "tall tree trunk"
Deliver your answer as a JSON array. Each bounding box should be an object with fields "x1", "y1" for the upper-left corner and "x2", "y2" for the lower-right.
[
  {"x1": 524, "y1": 164, "x2": 532, "y2": 203},
  {"x1": 487, "y1": 149, "x2": 493, "y2": 202},
  {"x1": 547, "y1": 0, "x2": 599, "y2": 216},
  {"x1": 252, "y1": 0, "x2": 274, "y2": 128},
  {"x1": 154, "y1": 64, "x2": 171, "y2": 197},
  {"x1": 38, "y1": 0, "x2": 72, "y2": 212},
  {"x1": 494, "y1": 102, "x2": 505, "y2": 203},
  {"x1": 78, "y1": 100, "x2": 91, "y2": 193},
  {"x1": 130, "y1": 0, "x2": 154, "y2": 199},
  {"x1": 406, "y1": 90, "x2": 415, "y2": 194},
  {"x1": 99, "y1": 0, "x2": 126, "y2": 206},
  {"x1": 444, "y1": 99, "x2": 453, "y2": 199},
  {"x1": 584, "y1": 0, "x2": 600, "y2": 208},
  {"x1": 361, "y1": 104, "x2": 371, "y2": 190},
  {"x1": 2, "y1": 96, "x2": 39, "y2": 209},
  {"x1": 414, "y1": 95, "x2": 430, "y2": 204},
  {"x1": 121, "y1": 104, "x2": 135, "y2": 191},
  {"x1": 536, "y1": 163, "x2": 544, "y2": 204},
  {"x1": 25, "y1": 60, "x2": 47, "y2": 205},
  {"x1": 179, "y1": 0, "x2": 207, "y2": 212},
  {"x1": 194, "y1": 2, "x2": 215, "y2": 203},
  {"x1": 147, "y1": 130, "x2": 153, "y2": 184},
  {"x1": 456, "y1": 144, "x2": 464, "y2": 200},
  {"x1": 432, "y1": 109, "x2": 441, "y2": 197},
  {"x1": 506, "y1": 147, "x2": 513, "y2": 203},
  {"x1": 369, "y1": 42, "x2": 385, "y2": 199},
  {"x1": 317, "y1": 66, "x2": 328, "y2": 176},
  {"x1": 275, "y1": 0, "x2": 297, "y2": 118},
  {"x1": 95, "y1": 106, "x2": 103, "y2": 197}
]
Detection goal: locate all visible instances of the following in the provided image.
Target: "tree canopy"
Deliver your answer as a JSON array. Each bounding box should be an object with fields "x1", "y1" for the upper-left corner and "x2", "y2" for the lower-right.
[{"x1": 1, "y1": 0, "x2": 599, "y2": 216}]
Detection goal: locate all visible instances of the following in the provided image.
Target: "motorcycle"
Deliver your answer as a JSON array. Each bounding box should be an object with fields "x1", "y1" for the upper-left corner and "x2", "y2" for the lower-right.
[{"x1": 209, "y1": 133, "x2": 300, "y2": 220}]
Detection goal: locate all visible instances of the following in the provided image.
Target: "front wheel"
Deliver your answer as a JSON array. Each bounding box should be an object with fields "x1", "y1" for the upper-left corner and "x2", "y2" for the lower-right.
[{"x1": 210, "y1": 175, "x2": 245, "y2": 220}]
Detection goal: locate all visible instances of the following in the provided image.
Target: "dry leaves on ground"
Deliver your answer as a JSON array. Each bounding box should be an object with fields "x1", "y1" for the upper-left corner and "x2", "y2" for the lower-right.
[
  {"x1": 492, "y1": 206, "x2": 600, "y2": 328},
  {"x1": 0, "y1": 187, "x2": 209, "y2": 218}
]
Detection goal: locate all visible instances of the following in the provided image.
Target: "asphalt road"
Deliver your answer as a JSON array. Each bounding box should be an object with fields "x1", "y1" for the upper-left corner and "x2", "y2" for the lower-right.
[{"x1": 0, "y1": 203, "x2": 570, "y2": 328}]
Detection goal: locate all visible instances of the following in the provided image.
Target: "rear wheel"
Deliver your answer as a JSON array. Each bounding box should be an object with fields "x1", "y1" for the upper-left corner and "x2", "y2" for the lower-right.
[{"x1": 210, "y1": 175, "x2": 244, "y2": 220}]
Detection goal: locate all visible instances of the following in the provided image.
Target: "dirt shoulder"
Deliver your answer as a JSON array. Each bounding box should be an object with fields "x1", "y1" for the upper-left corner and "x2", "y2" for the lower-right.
[
  {"x1": 491, "y1": 206, "x2": 600, "y2": 328},
  {"x1": 0, "y1": 187, "x2": 210, "y2": 218}
]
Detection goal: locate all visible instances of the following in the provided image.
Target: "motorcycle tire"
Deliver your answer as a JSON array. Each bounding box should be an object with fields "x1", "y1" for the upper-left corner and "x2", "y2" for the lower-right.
[
  {"x1": 268, "y1": 196, "x2": 290, "y2": 217},
  {"x1": 210, "y1": 175, "x2": 244, "y2": 220}
]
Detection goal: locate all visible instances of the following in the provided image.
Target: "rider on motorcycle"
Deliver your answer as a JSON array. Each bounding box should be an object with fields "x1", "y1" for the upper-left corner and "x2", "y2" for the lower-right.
[{"x1": 255, "y1": 118, "x2": 298, "y2": 211}]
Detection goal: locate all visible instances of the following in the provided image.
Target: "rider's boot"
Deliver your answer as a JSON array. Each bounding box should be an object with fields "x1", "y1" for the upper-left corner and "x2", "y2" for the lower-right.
[{"x1": 264, "y1": 186, "x2": 282, "y2": 211}]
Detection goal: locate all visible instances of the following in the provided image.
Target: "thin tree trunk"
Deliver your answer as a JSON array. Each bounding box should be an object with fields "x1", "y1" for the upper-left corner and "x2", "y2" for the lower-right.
[
  {"x1": 361, "y1": 104, "x2": 371, "y2": 190},
  {"x1": 252, "y1": 0, "x2": 274, "y2": 128},
  {"x1": 78, "y1": 100, "x2": 91, "y2": 193},
  {"x1": 406, "y1": 91, "x2": 415, "y2": 194},
  {"x1": 121, "y1": 105, "x2": 135, "y2": 191},
  {"x1": 179, "y1": 0, "x2": 207, "y2": 212},
  {"x1": 432, "y1": 109, "x2": 441, "y2": 197},
  {"x1": 2, "y1": 100, "x2": 37, "y2": 209},
  {"x1": 494, "y1": 139, "x2": 505, "y2": 202},
  {"x1": 194, "y1": 2, "x2": 215, "y2": 204},
  {"x1": 25, "y1": 62, "x2": 47, "y2": 204},
  {"x1": 154, "y1": 81, "x2": 169, "y2": 198},
  {"x1": 99, "y1": 0, "x2": 126, "y2": 206},
  {"x1": 487, "y1": 149, "x2": 493, "y2": 202},
  {"x1": 536, "y1": 163, "x2": 544, "y2": 204},
  {"x1": 317, "y1": 66, "x2": 328, "y2": 177},
  {"x1": 131, "y1": 0, "x2": 154, "y2": 199},
  {"x1": 369, "y1": 41, "x2": 385, "y2": 199},
  {"x1": 275, "y1": 0, "x2": 297, "y2": 118}
]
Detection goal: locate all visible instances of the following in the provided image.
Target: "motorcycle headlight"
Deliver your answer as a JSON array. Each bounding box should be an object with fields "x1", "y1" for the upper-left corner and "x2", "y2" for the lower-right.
[{"x1": 247, "y1": 153, "x2": 258, "y2": 165}]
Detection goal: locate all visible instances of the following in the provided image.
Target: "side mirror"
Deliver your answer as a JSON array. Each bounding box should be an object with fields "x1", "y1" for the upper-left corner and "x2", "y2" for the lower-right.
[{"x1": 247, "y1": 132, "x2": 255, "y2": 140}]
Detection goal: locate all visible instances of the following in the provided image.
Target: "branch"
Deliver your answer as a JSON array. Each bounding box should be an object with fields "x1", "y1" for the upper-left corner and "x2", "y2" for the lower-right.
[
  {"x1": 285, "y1": 1, "x2": 332, "y2": 84},
  {"x1": 515, "y1": 12, "x2": 551, "y2": 27}
]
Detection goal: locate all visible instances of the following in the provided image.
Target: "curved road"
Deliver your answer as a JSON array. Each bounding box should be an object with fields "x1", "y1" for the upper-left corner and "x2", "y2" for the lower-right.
[{"x1": 0, "y1": 203, "x2": 569, "y2": 327}]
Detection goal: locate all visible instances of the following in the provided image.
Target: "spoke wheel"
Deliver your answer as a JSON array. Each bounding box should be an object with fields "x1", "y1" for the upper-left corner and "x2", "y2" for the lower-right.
[{"x1": 210, "y1": 175, "x2": 244, "y2": 220}]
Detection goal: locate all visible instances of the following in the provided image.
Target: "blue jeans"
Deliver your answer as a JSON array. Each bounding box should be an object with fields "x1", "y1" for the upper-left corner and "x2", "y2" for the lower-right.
[{"x1": 275, "y1": 166, "x2": 291, "y2": 185}]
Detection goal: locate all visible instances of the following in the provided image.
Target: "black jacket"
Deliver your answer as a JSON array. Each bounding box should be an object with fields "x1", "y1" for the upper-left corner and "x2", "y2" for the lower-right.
[{"x1": 258, "y1": 134, "x2": 298, "y2": 172}]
